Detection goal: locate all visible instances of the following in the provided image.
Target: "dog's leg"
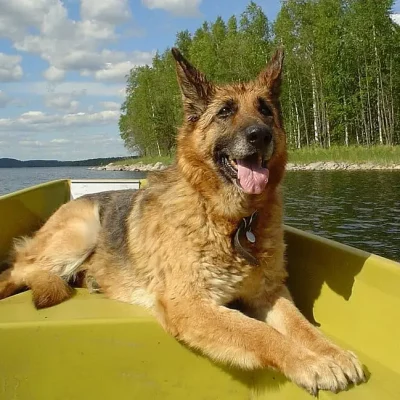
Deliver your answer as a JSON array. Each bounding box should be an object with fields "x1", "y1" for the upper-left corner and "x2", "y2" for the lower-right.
[
  {"x1": 1, "y1": 263, "x2": 73, "y2": 308},
  {"x1": 26, "y1": 270, "x2": 74, "y2": 308},
  {"x1": 0, "y1": 268, "x2": 24, "y2": 299},
  {"x1": 255, "y1": 286, "x2": 365, "y2": 386},
  {"x1": 157, "y1": 297, "x2": 353, "y2": 396},
  {"x1": 1, "y1": 198, "x2": 100, "y2": 308}
]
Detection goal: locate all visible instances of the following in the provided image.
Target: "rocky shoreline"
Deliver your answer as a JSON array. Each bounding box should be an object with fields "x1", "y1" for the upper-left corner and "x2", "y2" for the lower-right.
[
  {"x1": 89, "y1": 161, "x2": 400, "y2": 172},
  {"x1": 88, "y1": 161, "x2": 166, "y2": 172},
  {"x1": 286, "y1": 161, "x2": 400, "y2": 171}
]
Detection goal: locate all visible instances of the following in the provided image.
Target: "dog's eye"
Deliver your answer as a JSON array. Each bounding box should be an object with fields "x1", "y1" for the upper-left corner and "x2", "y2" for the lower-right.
[
  {"x1": 217, "y1": 105, "x2": 234, "y2": 118},
  {"x1": 258, "y1": 98, "x2": 273, "y2": 117}
]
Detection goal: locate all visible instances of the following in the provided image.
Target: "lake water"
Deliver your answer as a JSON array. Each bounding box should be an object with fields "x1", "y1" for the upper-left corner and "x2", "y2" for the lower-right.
[
  {"x1": 283, "y1": 171, "x2": 400, "y2": 262},
  {"x1": 0, "y1": 167, "x2": 399, "y2": 262},
  {"x1": 0, "y1": 167, "x2": 147, "y2": 195}
]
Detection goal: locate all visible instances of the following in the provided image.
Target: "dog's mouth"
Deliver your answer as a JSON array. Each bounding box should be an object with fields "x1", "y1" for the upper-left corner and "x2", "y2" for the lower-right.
[{"x1": 219, "y1": 153, "x2": 270, "y2": 194}]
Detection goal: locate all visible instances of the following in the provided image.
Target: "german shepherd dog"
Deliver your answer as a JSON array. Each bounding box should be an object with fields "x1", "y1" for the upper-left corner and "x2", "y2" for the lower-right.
[{"x1": 0, "y1": 48, "x2": 365, "y2": 395}]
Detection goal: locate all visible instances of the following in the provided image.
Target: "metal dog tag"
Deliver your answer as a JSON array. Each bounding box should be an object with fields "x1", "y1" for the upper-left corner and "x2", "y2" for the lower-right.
[
  {"x1": 246, "y1": 230, "x2": 256, "y2": 243},
  {"x1": 233, "y1": 211, "x2": 260, "y2": 266}
]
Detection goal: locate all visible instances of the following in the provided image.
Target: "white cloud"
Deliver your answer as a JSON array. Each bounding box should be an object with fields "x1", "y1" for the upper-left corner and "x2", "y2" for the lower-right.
[
  {"x1": 100, "y1": 101, "x2": 121, "y2": 111},
  {"x1": 10, "y1": 81, "x2": 125, "y2": 98},
  {"x1": 16, "y1": 35, "x2": 152, "y2": 82},
  {"x1": 18, "y1": 111, "x2": 59, "y2": 125},
  {"x1": 0, "y1": 131, "x2": 129, "y2": 160},
  {"x1": 93, "y1": 51, "x2": 154, "y2": 82},
  {"x1": 44, "y1": 93, "x2": 81, "y2": 112},
  {"x1": 19, "y1": 140, "x2": 44, "y2": 147},
  {"x1": 0, "y1": 0, "x2": 150, "y2": 82},
  {"x1": 392, "y1": 14, "x2": 400, "y2": 25},
  {"x1": 0, "y1": 53, "x2": 23, "y2": 82},
  {"x1": 81, "y1": 0, "x2": 131, "y2": 24},
  {"x1": 141, "y1": 0, "x2": 202, "y2": 16},
  {"x1": 0, "y1": 0, "x2": 120, "y2": 42},
  {"x1": 43, "y1": 66, "x2": 65, "y2": 81},
  {"x1": 43, "y1": 89, "x2": 87, "y2": 112},
  {"x1": 0, "y1": 110, "x2": 120, "y2": 132},
  {"x1": 60, "y1": 50, "x2": 108, "y2": 71},
  {"x1": 118, "y1": 87, "x2": 127, "y2": 98},
  {"x1": 51, "y1": 138, "x2": 70, "y2": 144},
  {"x1": 0, "y1": 90, "x2": 11, "y2": 108},
  {"x1": 63, "y1": 111, "x2": 119, "y2": 125},
  {"x1": 0, "y1": 90, "x2": 26, "y2": 108},
  {"x1": 0, "y1": 0, "x2": 54, "y2": 41},
  {"x1": 18, "y1": 138, "x2": 71, "y2": 148},
  {"x1": 0, "y1": 0, "x2": 149, "y2": 161}
]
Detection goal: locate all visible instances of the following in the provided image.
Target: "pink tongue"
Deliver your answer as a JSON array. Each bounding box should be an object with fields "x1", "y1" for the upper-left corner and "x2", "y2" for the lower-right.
[{"x1": 237, "y1": 160, "x2": 269, "y2": 194}]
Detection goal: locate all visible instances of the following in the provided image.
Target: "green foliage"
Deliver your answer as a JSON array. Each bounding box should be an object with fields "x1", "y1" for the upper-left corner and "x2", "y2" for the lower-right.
[
  {"x1": 275, "y1": 0, "x2": 400, "y2": 148},
  {"x1": 119, "y1": 1, "x2": 400, "y2": 156}
]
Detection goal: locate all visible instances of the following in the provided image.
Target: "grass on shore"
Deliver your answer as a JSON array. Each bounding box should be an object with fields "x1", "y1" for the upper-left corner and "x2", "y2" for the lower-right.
[
  {"x1": 114, "y1": 146, "x2": 400, "y2": 167},
  {"x1": 288, "y1": 145, "x2": 400, "y2": 165}
]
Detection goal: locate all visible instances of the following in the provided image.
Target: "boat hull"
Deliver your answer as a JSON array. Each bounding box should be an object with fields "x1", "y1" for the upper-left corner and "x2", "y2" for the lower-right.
[{"x1": 1, "y1": 180, "x2": 399, "y2": 399}]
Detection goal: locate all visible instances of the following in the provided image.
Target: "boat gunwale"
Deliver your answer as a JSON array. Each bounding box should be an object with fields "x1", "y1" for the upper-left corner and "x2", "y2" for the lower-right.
[{"x1": 0, "y1": 178, "x2": 398, "y2": 267}]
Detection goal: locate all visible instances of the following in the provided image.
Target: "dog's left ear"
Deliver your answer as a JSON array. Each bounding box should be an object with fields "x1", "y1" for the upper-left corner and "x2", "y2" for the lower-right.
[
  {"x1": 257, "y1": 47, "x2": 284, "y2": 96},
  {"x1": 171, "y1": 47, "x2": 214, "y2": 121}
]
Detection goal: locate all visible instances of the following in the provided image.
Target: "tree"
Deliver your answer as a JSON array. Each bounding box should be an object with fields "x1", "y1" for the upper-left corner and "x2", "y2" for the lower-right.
[{"x1": 119, "y1": 0, "x2": 400, "y2": 155}]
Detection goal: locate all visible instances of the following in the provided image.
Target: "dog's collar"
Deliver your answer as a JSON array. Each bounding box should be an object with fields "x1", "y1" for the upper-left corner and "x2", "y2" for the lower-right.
[{"x1": 233, "y1": 211, "x2": 260, "y2": 266}]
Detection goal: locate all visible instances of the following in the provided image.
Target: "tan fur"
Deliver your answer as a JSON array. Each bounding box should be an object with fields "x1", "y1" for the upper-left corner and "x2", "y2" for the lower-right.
[
  {"x1": 0, "y1": 48, "x2": 365, "y2": 395},
  {"x1": 1, "y1": 198, "x2": 100, "y2": 303},
  {"x1": 0, "y1": 268, "x2": 22, "y2": 299},
  {"x1": 27, "y1": 270, "x2": 74, "y2": 309}
]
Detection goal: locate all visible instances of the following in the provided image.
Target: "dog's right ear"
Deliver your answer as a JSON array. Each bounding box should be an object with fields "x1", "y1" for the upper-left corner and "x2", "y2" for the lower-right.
[
  {"x1": 171, "y1": 47, "x2": 214, "y2": 122},
  {"x1": 257, "y1": 47, "x2": 285, "y2": 97}
]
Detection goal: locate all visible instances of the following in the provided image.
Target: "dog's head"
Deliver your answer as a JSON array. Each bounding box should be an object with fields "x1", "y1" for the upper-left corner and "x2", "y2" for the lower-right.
[{"x1": 172, "y1": 47, "x2": 287, "y2": 201}]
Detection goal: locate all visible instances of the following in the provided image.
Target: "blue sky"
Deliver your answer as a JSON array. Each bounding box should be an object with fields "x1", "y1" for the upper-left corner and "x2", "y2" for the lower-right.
[{"x1": 0, "y1": 0, "x2": 399, "y2": 161}]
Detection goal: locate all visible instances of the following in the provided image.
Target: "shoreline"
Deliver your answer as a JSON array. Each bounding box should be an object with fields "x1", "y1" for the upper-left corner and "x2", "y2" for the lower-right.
[{"x1": 89, "y1": 161, "x2": 400, "y2": 172}]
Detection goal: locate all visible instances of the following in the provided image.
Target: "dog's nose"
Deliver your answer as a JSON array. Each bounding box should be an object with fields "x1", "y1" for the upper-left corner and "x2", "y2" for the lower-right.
[{"x1": 245, "y1": 125, "x2": 272, "y2": 149}]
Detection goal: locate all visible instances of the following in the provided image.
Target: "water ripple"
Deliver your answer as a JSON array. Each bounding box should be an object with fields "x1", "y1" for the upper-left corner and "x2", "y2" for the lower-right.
[{"x1": 283, "y1": 171, "x2": 400, "y2": 262}]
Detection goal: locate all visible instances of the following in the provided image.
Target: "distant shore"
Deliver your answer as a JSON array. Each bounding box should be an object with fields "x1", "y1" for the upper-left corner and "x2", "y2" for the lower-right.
[
  {"x1": 0, "y1": 156, "x2": 137, "y2": 168},
  {"x1": 286, "y1": 161, "x2": 400, "y2": 171},
  {"x1": 89, "y1": 161, "x2": 400, "y2": 172}
]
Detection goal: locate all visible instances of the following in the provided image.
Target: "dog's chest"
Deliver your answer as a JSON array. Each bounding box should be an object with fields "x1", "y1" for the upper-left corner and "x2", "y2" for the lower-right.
[
  {"x1": 198, "y1": 253, "x2": 258, "y2": 304},
  {"x1": 191, "y1": 222, "x2": 267, "y2": 304}
]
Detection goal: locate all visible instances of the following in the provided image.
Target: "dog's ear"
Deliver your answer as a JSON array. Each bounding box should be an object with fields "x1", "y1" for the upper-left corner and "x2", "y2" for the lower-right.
[
  {"x1": 171, "y1": 47, "x2": 214, "y2": 121},
  {"x1": 257, "y1": 47, "x2": 284, "y2": 96}
]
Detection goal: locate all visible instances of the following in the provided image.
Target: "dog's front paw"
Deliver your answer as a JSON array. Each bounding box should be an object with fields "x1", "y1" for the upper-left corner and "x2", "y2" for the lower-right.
[
  {"x1": 284, "y1": 350, "x2": 354, "y2": 396},
  {"x1": 320, "y1": 345, "x2": 365, "y2": 385}
]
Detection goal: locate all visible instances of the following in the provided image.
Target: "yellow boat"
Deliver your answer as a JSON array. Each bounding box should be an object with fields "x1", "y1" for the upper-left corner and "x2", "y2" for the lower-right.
[{"x1": 0, "y1": 179, "x2": 399, "y2": 399}]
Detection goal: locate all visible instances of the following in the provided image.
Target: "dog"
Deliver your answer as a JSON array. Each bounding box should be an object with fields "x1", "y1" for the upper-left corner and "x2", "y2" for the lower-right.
[{"x1": 0, "y1": 47, "x2": 365, "y2": 395}]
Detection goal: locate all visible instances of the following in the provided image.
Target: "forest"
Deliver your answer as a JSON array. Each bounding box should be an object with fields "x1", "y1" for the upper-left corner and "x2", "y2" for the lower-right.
[{"x1": 119, "y1": 0, "x2": 400, "y2": 157}]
